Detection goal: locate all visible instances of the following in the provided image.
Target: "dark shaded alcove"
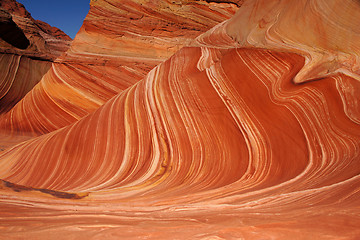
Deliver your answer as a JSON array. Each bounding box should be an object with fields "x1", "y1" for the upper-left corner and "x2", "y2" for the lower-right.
[{"x1": 0, "y1": 9, "x2": 29, "y2": 49}]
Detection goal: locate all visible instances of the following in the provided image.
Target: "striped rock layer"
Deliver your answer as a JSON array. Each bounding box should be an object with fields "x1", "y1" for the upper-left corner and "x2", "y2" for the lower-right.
[
  {"x1": 0, "y1": 0, "x2": 71, "y2": 142},
  {"x1": 0, "y1": 0, "x2": 360, "y2": 239},
  {"x1": 0, "y1": 0, "x2": 239, "y2": 137}
]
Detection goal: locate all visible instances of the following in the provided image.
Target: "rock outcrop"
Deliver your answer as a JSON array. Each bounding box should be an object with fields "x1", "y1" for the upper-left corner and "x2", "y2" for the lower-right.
[
  {"x1": 0, "y1": 0, "x2": 359, "y2": 239},
  {"x1": 0, "y1": 0, "x2": 71, "y2": 59},
  {"x1": 0, "y1": 0, "x2": 240, "y2": 136},
  {"x1": 0, "y1": 9, "x2": 29, "y2": 49},
  {"x1": 0, "y1": 0, "x2": 71, "y2": 132}
]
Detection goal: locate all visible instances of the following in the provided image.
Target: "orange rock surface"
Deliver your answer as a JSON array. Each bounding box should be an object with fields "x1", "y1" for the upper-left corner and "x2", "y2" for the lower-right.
[
  {"x1": 0, "y1": 0, "x2": 239, "y2": 137},
  {"x1": 0, "y1": 0, "x2": 360, "y2": 239},
  {"x1": 0, "y1": 0, "x2": 71, "y2": 140}
]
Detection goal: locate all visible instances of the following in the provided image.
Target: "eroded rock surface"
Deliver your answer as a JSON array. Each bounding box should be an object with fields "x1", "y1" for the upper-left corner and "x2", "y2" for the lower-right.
[
  {"x1": 0, "y1": 0, "x2": 71, "y2": 59},
  {"x1": 0, "y1": 0, "x2": 240, "y2": 136},
  {"x1": 0, "y1": 0, "x2": 359, "y2": 239},
  {"x1": 0, "y1": 0, "x2": 71, "y2": 132}
]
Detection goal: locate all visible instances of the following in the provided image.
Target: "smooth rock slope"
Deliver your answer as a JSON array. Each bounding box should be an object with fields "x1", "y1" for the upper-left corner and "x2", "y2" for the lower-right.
[
  {"x1": 0, "y1": 0, "x2": 71, "y2": 134},
  {"x1": 0, "y1": 0, "x2": 359, "y2": 239},
  {"x1": 0, "y1": 0, "x2": 240, "y2": 137}
]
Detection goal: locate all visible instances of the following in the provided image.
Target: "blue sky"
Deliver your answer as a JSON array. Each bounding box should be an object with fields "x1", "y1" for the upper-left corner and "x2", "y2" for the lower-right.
[{"x1": 17, "y1": 0, "x2": 90, "y2": 39}]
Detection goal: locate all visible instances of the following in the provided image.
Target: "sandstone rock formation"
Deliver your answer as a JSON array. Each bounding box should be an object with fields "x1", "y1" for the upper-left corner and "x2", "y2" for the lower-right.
[
  {"x1": 0, "y1": 0, "x2": 71, "y2": 59},
  {"x1": 0, "y1": 0, "x2": 71, "y2": 137},
  {"x1": 0, "y1": 9, "x2": 29, "y2": 49},
  {"x1": 0, "y1": 0, "x2": 240, "y2": 137},
  {"x1": 0, "y1": 0, "x2": 359, "y2": 239}
]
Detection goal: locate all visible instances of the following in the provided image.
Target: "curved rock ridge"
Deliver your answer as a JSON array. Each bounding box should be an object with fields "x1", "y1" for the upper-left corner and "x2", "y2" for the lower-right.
[
  {"x1": 225, "y1": 0, "x2": 360, "y2": 83},
  {"x1": 0, "y1": 0, "x2": 240, "y2": 136},
  {"x1": 1, "y1": 0, "x2": 360, "y2": 238},
  {"x1": 0, "y1": 0, "x2": 72, "y2": 146},
  {"x1": 1, "y1": 44, "x2": 360, "y2": 240},
  {"x1": 0, "y1": 54, "x2": 51, "y2": 115}
]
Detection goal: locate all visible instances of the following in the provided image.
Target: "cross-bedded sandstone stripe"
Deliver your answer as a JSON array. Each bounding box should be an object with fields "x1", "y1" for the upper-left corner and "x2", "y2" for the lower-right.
[
  {"x1": 0, "y1": 54, "x2": 51, "y2": 114},
  {"x1": 0, "y1": 46, "x2": 359, "y2": 200},
  {"x1": 0, "y1": 0, "x2": 240, "y2": 136},
  {"x1": 0, "y1": 0, "x2": 360, "y2": 239},
  {"x1": 0, "y1": 46, "x2": 359, "y2": 239},
  {"x1": 226, "y1": 0, "x2": 360, "y2": 83}
]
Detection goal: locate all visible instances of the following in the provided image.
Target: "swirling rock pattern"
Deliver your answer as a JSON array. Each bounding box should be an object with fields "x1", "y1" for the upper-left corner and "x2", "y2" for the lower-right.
[
  {"x1": 0, "y1": 0, "x2": 239, "y2": 136},
  {"x1": 0, "y1": 54, "x2": 51, "y2": 114},
  {"x1": 0, "y1": 0, "x2": 360, "y2": 239},
  {"x1": 0, "y1": 0, "x2": 71, "y2": 149}
]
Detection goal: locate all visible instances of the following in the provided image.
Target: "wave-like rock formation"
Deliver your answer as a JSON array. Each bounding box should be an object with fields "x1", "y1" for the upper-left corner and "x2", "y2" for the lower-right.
[
  {"x1": 1, "y1": 0, "x2": 360, "y2": 239},
  {"x1": 0, "y1": 0, "x2": 71, "y2": 139},
  {"x1": 0, "y1": 0, "x2": 240, "y2": 137},
  {"x1": 0, "y1": 0, "x2": 239, "y2": 141},
  {"x1": 0, "y1": 54, "x2": 51, "y2": 114}
]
